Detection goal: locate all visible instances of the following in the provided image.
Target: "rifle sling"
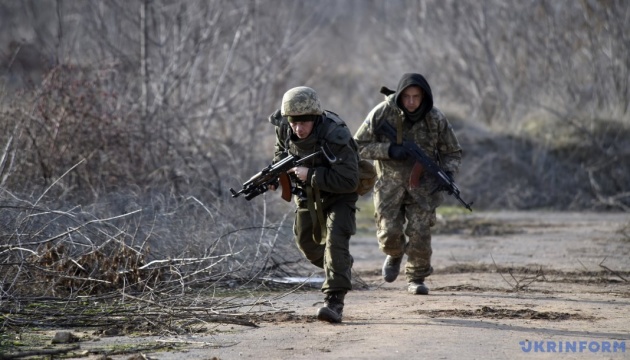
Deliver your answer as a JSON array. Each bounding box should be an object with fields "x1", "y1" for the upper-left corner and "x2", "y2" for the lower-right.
[
  {"x1": 306, "y1": 184, "x2": 327, "y2": 245},
  {"x1": 396, "y1": 117, "x2": 403, "y2": 145}
]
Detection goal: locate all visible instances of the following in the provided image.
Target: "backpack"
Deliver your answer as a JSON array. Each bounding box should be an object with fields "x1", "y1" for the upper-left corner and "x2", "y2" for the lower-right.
[
  {"x1": 323, "y1": 111, "x2": 376, "y2": 196},
  {"x1": 355, "y1": 157, "x2": 377, "y2": 195}
]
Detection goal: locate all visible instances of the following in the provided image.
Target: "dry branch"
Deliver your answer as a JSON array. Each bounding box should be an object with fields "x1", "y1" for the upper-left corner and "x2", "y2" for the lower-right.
[
  {"x1": 0, "y1": 345, "x2": 80, "y2": 360},
  {"x1": 490, "y1": 254, "x2": 545, "y2": 291},
  {"x1": 599, "y1": 258, "x2": 628, "y2": 283}
]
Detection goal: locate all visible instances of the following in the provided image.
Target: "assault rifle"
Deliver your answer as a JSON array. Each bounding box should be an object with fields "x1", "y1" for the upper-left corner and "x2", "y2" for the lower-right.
[
  {"x1": 374, "y1": 120, "x2": 473, "y2": 211},
  {"x1": 230, "y1": 144, "x2": 337, "y2": 201}
]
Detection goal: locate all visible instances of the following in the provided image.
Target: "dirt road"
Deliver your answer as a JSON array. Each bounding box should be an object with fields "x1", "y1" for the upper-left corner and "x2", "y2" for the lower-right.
[{"x1": 55, "y1": 211, "x2": 630, "y2": 359}]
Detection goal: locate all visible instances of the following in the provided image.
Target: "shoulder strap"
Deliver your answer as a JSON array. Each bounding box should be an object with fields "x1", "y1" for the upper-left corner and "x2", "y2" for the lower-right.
[
  {"x1": 323, "y1": 110, "x2": 345, "y2": 125},
  {"x1": 318, "y1": 110, "x2": 348, "y2": 146}
]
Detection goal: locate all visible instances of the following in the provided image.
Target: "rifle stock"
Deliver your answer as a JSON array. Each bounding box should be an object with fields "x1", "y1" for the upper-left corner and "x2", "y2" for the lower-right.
[
  {"x1": 278, "y1": 172, "x2": 292, "y2": 202},
  {"x1": 374, "y1": 120, "x2": 473, "y2": 211},
  {"x1": 409, "y1": 162, "x2": 424, "y2": 188}
]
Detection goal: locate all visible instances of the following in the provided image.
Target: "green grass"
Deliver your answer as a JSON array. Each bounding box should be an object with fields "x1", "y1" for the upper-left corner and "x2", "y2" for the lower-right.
[
  {"x1": 355, "y1": 197, "x2": 376, "y2": 236},
  {"x1": 437, "y1": 205, "x2": 473, "y2": 217}
]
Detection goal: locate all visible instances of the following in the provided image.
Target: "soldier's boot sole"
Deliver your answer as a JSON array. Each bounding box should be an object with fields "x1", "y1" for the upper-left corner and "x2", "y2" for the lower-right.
[{"x1": 382, "y1": 255, "x2": 403, "y2": 283}]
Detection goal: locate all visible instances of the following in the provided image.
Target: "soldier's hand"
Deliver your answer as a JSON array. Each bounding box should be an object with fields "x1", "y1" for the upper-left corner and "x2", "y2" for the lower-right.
[
  {"x1": 290, "y1": 166, "x2": 308, "y2": 183},
  {"x1": 435, "y1": 183, "x2": 454, "y2": 195},
  {"x1": 388, "y1": 143, "x2": 408, "y2": 160},
  {"x1": 268, "y1": 178, "x2": 279, "y2": 191}
]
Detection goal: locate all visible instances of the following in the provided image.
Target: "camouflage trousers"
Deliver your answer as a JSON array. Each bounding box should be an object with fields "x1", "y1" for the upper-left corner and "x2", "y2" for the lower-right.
[
  {"x1": 375, "y1": 189, "x2": 435, "y2": 282},
  {"x1": 293, "y1": 193, "x2": 357, "y2": 293}
]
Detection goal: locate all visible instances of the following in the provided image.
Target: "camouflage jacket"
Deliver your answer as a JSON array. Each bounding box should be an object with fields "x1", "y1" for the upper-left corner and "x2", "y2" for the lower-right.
[
  {"x1": 354, "y1": 94, "x2": 462, "y2": 208},
  {"x1": 269, "y1": 111, "x2": 360, "y2": 200}
]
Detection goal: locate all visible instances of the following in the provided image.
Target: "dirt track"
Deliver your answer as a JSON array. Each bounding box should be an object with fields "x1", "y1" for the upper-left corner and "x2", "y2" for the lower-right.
[{"x1": 39, "y1": 211, "x2": 630, "y2": 359}]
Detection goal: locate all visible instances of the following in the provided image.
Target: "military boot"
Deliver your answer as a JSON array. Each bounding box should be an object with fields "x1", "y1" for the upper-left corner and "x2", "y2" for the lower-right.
[
  {"x1": 317, "y1": 291, "x2": 345, "y2": 323},
  {"x1": 382, "y1": 255, "x2": 403, "y2": 282},
  {"x1": 407, "y1": 279, "x2": 429, "y2": 295}
]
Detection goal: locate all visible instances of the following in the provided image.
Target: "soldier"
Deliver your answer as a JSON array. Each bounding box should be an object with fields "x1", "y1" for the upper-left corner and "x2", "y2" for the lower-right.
[
  {"x1": 353, "y1": 73, "x2": 462, "y2": 295},
  {"x1": 268, "y1": 86, "x2": 360, "y2": 322}
]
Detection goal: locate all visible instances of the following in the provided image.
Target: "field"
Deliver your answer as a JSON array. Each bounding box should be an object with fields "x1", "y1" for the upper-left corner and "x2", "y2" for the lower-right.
[{"x1": 4, "y1": 210, "x2": 628, "y2": 360}]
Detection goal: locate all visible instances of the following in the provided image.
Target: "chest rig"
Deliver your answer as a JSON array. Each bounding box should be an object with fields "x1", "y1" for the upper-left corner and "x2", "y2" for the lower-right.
[{"x1": 280, "y1": 111, "x2": 350, "y2": 244}]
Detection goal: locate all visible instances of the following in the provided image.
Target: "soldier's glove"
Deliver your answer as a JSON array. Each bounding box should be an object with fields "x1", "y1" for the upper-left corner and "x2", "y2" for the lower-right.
[
  {"x1": 388, "y1": 143, "x2": 408, "y2": 160},
  {"x1": 433, "y1": 171, "x2": 455, "y2": 194},
  {"x1": 268, "y1": 178, "x2": 279, "y2": 190},
  {"x1": 434, "y1": 183, "x2": 454, "y2": 195}
]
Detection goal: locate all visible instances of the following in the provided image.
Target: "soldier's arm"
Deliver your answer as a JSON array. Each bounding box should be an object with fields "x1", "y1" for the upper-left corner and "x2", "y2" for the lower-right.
[
  {"x1": 310, "y1": 131, "x2": 359, "y2": 194},
  {"x1": 353, "y1": 103, "x2": 391, "y2": 160}
]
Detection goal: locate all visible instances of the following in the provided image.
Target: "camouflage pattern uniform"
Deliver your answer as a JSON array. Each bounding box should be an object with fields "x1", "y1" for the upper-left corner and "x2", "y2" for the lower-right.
[
  {"x1": 354, "y1": 74, "x2": 462, "y2": 283},
  {"x1": 269, "y1": 103, "x2": 359, "y2": 295}
]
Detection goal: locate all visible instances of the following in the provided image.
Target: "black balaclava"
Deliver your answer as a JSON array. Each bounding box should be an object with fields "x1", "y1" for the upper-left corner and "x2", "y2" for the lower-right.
[{"x1": 394, "y1": 73, "x2": 434, "y2": 123}]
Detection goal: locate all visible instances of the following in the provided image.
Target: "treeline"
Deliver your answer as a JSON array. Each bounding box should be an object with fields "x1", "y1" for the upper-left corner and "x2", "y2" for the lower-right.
[{"x1": 1, "y1": 0, "x2": 628, "y2": 211}]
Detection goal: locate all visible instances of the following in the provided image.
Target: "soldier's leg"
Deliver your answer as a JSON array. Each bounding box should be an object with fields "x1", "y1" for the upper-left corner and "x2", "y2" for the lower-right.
[
  {"x1": 317, "y1": 197, "x2": 356, "y2": 323},
  {"x1": 375, "y1": 187, "x2": 407, "y2": 282},
  {"x1": 374, "y1": 187, "x2": 406, "y2": 257},
  {"x1": 294, "y1": 207, "x2": 325, "y2": 268},
  {"x1": 403, "y1": 206, "x2": 434, "y2": 282},
  {"x1": 321, "y1": 199, "x2": 356, "y2": 293}
]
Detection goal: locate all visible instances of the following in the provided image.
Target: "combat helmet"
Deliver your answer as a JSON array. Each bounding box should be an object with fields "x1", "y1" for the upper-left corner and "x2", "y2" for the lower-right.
[{"x1": 281, "y1": 86, "x2": 323, "y2": 117}]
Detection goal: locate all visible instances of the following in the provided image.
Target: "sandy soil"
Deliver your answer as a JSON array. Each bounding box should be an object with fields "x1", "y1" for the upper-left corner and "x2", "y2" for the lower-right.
[{"x1": 23, "y1": 211, "x2": 630, "y2": 360}]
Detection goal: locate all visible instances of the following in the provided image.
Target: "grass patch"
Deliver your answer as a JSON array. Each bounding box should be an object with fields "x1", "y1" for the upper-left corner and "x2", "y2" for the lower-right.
[
  {"x1": 355, "y1": 197, "x2": 376, "y2": 235},
  {"x1": 437, "y1": 205, "x2": 472, "y2": 217}
]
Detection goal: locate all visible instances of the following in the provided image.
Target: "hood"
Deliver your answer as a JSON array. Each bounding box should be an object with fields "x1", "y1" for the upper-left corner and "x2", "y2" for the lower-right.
[
  {"x1": 393, "y1": 73, "x2": 434, "y2": 123},
  {"x1": 268, "y1": 108, "x2": 285, "y2": 126}
]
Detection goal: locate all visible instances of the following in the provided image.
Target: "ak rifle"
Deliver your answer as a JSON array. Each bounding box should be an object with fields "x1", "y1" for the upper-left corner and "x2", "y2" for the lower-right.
[
  {"x1": 374, "y1": 120, "x2": 473, "y2": 211},
  {"x1": 230, "y1": 144, "x2": 336, "y2": 201}
]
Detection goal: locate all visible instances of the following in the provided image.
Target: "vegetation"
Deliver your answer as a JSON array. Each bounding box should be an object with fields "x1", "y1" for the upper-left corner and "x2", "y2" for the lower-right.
[{"x1": 0, "y1": 0, "x2": 628, "y2": 349}]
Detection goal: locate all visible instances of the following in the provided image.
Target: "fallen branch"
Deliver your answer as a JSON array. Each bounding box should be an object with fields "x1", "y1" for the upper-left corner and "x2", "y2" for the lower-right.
[
  {"x1": 156, "y1": 338, "x2": 240, "y2": 348},
  {"x1": 89, "y1": 343, "x2": 174, "y2": 357},
  {"x1": 599, "y1": 258, "x2": 628, "y2": 282},
  {"x1": 0, "y1": 209, "x2": 142, "y2": 249},
  {"x1": 490, "y1": 254, "x2": 545, "y2": 291},
  {"x1": 0, "y1": 345, "x2": 80, "y2": 359}
]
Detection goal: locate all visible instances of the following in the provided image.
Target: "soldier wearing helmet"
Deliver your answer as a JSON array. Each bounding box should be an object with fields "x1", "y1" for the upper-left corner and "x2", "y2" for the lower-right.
[
  {"x1": 268, "y1": 86, "x2": 360, "y2": 323},
  {"x1": 354, "y1": 73, "x2": 463, "y2": 295}
]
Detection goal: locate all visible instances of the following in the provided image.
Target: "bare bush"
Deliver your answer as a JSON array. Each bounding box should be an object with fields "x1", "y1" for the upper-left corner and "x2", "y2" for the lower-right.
[
  {"x1": 1, "y1": 65, "x2": 138, "y2": 196},
  {"x1": 0, "y1": 4, "x2": 334, "y2": 321},
  {"x1": 0, "y1": 189, "x2": 308, "y2": 299}
]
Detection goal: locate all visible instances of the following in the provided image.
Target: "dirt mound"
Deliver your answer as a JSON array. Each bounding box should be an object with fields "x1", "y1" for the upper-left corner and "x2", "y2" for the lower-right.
[
  {"x1": 448, "y1": 115, "x2": 630, "y2": 210},
  {"x1": 416, "y1": 306, "x2": 595, "y2": 321}
]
